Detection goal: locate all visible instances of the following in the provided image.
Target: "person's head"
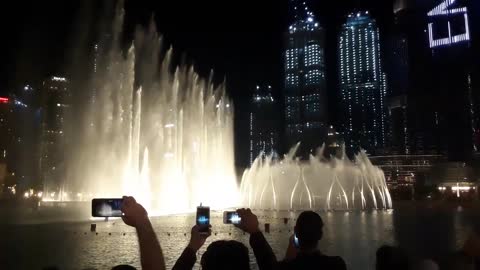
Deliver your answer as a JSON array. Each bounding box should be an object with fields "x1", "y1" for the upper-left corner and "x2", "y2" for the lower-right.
[
  {"x1": 415, "y1": 259, "x2": 439, "y2": 270},
  {"x1": 376, "y1": 245, "x2": 409, "y2": 270},
  {"x1": 294, "y1": 211, "x2": 323, "y2": 250},
  {"x1": 200, "y1": 240, "x2": 250, "y2": 270},
  {"x1": 111, "y1": 265, "x2": 137, "y2": 270}
]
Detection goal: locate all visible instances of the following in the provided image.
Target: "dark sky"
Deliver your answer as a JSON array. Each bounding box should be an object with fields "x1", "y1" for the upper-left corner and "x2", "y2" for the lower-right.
[{"x1": 0, "y1": 0, "x2": 396, "y2": 98}]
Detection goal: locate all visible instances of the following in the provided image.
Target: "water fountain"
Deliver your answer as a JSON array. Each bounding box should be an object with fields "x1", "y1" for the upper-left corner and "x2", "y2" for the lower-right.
[
  {"x1": 59, "y1": 5, "x2": 239, "y2": 215},
  {"x1": 240, "y1": 144, "x2": 392, "y2": 210},
  {"x1": 45, "y1": 3, "x2": 391, "y2": 215}
]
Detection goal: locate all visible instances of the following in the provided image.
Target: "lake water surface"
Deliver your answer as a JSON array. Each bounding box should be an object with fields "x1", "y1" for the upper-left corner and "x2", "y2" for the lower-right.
[{"x1": 1, "y1": 202, "x2": 479, "y2": 270}]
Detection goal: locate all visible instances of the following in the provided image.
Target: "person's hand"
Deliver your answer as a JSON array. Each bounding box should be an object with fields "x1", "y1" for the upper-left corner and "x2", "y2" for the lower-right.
[
  {"x1": 121, "y1": 196, "x2": 149, "y2": 228},
  {"x1": 235, "y1": 208, "x2": 260, "y2": 234},
  {"x1": 284, "y1": 234, "x2": 299, "y2": 261},
  {"x1": 188, "y1": 225, "x2": 211, "y2": 251}
]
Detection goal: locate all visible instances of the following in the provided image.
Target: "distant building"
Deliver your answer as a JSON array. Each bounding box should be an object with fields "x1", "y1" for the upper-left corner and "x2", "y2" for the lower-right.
[
  {"x1": 427, "y1": 0, "x2": 476, "y2": 160},
  {"x1": 338, "y1": 11, "x2": 388, "y2": 155},
  {"x1": 284, "y1": 0, "x2": 327, "y2": 157},
  {"x1": 0, "y1": 95, "x2": 36, "y2": 192},
  {"x1": 324, "y1": 125, "x2": 343, "y2": 158},
  {"x1": 369, "y1": 154, "x2": 447, "y2": 199},
  {"x1": 250, "y1": 84, "x2": 279, "y2": 165},
  {"x1": 385, "y1": 0, "x2": 446, "y2": 156},
  {"x1": 386, "y1": 5, "x2": 411, "y2": 155},
  {"x1": 40, "y1": 76, "x2": 71, "y2": 197},
  {"x1": 0, "y1": 97, "x2": 16, "y2": 164}
]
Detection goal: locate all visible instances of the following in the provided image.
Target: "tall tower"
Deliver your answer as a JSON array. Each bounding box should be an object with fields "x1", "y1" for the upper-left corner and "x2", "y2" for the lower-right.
[
  {"x1": 339, "y1": 11, "x2": 388, "y2": 155},
  {"x1": 284, "y1": 0, "x2": 327, "y2": 157},
  {"x1": 40, "y1": 76, "x2": 71, "y2": 198},
  {"x1": 426, "y1": 0, "x2": 475, "y2": 160},
  {"x1": 386, "y1": 1, "x2": 413, "y2": 155},
  {"x1": 249, "y1": 84, "x2": 279, "y2": 165}
]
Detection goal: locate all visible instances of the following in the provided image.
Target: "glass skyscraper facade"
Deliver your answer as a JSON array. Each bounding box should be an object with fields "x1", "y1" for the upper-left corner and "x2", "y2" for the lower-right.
[
  {"x1": 284, "y1": 0, "x2": 327, "y2": 156},
  {"x1": 339, "y1": 11, "x2": 388, "y2": 155}
]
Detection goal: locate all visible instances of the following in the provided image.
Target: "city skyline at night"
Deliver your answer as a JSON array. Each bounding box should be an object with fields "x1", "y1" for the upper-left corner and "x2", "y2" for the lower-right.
[
  {"x1": 0, "y1": 0, "x2": 478, "y2": 170},
  {"x1": 1, "y1": 3, "x2": 480, "y2": 269}
]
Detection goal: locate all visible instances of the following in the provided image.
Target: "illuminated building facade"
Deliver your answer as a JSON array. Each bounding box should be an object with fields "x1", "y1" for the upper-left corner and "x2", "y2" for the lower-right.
[
  {"x1": 386, "y1": 0, "x2": 416, "y2": 155},
  {"x1": 250, "y1": 84, "x2": 279, "y2": 165},
  {"x1": 284, "y1": 0, "x2": 327, "y2": 157},
  {"x1": 40, "y1": 76, "x2": 71, "y2": 196},
  {"x1": 427, "y1": 0, "x2": 470, "y2": 48},
  {"x1": 426, "y1": 0, "x2": 478, "y2": 159},
  {"x1": 339, "y1": 11, "x2": 388, "y2": 155}
]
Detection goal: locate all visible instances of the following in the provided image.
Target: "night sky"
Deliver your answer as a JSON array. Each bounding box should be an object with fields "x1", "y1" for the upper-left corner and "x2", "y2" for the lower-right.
[{"x1": 2, "y1": 0, "x2": 477, "y2": 166}]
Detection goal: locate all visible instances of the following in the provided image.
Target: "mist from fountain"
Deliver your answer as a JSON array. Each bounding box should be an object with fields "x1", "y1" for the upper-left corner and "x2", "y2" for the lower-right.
[
  {"x1": 56, "y1": 5, "x2": 239, "y2": 215},
  {"x1": 240, "y1": 144, "x2": 392, "y2": 211}
]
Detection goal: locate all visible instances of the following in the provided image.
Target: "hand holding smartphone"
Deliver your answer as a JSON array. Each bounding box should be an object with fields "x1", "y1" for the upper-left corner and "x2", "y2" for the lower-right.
[
  {"x1": 92, "y1": 198, "x2": 123, "y2": 217},
  {"x1": 196, "y1": 205, "x2": 210, "y2": 234}
]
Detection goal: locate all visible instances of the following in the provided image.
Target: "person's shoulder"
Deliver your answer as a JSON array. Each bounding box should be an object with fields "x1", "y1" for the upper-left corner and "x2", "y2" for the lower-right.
[{"x1": 321, "y1": 255, "x2": 347, "y2": 269}]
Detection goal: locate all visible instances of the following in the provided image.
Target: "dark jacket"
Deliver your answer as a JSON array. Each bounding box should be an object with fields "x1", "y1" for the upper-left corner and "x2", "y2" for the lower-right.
[
  {"x1": 250, "y1": 231, "x2": 347, "y2": 270},
  {"x1": 279, "y1": 251, "x2": 346, "y2": 270}
]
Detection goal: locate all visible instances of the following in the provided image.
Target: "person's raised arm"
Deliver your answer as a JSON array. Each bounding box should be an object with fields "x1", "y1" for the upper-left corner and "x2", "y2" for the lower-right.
[
  {"x1": 172, "y1": 225, "x2": 211, "y2": 270},
  {"x1": 121, "y1": 196, "x2": 166, "y2": 270},
  {"x1": 236, "y1": 208, "x2": 278, "y2": 270}
]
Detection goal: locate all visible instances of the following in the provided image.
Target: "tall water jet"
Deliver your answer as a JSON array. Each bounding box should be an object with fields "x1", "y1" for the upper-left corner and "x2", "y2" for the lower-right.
[
  {"x1": 59, "y1": 5, "x2": 239, "y2": 215},
  {"x1": 241, "y1": 144, "x2": 392, "y2": 211}
]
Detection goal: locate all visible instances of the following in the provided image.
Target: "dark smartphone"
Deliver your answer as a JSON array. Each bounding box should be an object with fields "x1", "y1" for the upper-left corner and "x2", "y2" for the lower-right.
[
  {"x1": 196, "y1": 205, "x2": 210, "y2": 233},
  {"x1": 92, "y1": 198, "x2": 123, "y2": 217},
  {"x1": 223, "y1": 211, "x2": 241, "y2": 225}
]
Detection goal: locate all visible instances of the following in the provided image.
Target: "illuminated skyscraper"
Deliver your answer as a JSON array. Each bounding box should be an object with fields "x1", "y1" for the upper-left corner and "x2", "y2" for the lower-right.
[
  {"x1": 426, "y1": 0, "x2": 476, "y2": 159},
  {"x1": 284, "y1": 0, "x2": 327, "y2": 157},
  {"x1": 339, "y1": 11, "x2": 388, "y2": 155},
  {"x1": 40, "y1": 76, "x2": 71, "y2": 196},
  {"x1": 386, "y1": 1, "x2": 413, "y2": 155},
  {"x1": 250, "y1": 84, "x2": 279, "y2": 165}
]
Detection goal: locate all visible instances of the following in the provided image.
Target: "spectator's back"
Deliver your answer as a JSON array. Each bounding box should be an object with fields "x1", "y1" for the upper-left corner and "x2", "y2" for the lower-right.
[{"x1": 280, "y1": 251, "x2": 346, "y2": 270}]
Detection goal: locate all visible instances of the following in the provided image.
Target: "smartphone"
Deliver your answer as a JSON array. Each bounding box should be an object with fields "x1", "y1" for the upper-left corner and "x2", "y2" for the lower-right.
[
  {"x1": 294, "y1": 234, "x2": 300, "y2": 248},
  {"x1": 196, "y1": 205, "x2": 210, "y2": 233},
  {"x1": 92, "y1": 198, "x2": 123, "y2": 217},
  {"x1": 223, "y1": 211, "x2": 241, "y2": 225}
]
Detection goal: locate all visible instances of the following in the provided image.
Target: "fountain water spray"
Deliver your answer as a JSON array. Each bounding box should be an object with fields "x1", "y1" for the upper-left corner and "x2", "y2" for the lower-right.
[
  {"x1": 240, "y1": 144, "x2": 392, "y2": 210},
  {"x1": 57, "y1": 4, "x2": 239, "y2": 215}
]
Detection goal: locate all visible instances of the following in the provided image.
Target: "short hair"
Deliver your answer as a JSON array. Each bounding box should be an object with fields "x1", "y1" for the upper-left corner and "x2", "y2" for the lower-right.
[
  {"x1": 111, "y1": 265, "x2": 137, "y2": 270},
  {"x1": 295, "y1": 211, "x2": 324, "y2": 249},
  {"x1": 201, "y1": 240, "x2": 250, "y2": 270}
]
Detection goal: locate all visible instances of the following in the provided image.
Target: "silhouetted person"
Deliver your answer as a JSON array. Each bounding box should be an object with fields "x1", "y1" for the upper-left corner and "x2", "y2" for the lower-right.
[
  {"x1": 172, "y1": 225, "x2": 250, "y2": 270},
  {"x1": 112, "y1": 265, "x2": 137, "y2": 270},
  {"x1": 463, "y1": 232, "x2": 480, "y2": 270},
  {"x1": 414, "y1": 259, "x2": 439, "y2": 270},
  {"x1": 376, "y1": 245, "x2": 410, "y2": 270},
  {"x1": 237, "y1": 209, "x2": 347, "y2": 270},
  {"x1": 121, "y1": 196, "x2": 166, "y2": 270}
]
